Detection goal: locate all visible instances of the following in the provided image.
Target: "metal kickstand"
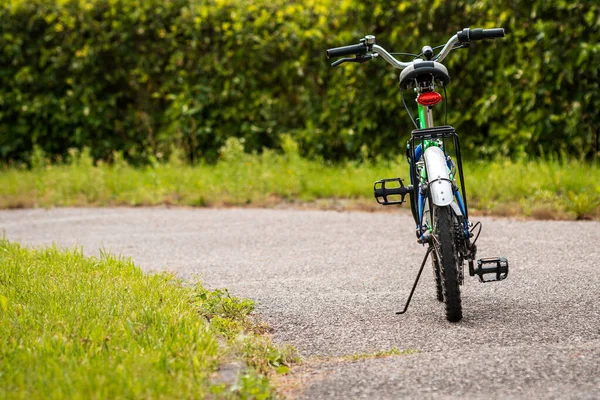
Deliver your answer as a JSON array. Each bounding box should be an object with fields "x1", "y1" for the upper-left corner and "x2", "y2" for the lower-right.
[{"x1": 396, "y1": 246, "x2": 434, "y2": 315}]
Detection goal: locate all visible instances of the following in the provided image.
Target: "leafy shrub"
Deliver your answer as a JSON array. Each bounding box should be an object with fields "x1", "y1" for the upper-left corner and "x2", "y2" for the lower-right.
[{"x1": 1, "y1": 0, "x2": 598, "y2": 163}]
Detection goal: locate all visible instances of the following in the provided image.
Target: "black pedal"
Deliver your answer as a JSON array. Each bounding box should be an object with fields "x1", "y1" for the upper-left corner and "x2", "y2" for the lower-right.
[
  {"x1": 473, "y1": 257, "x2": 509, "y2": 283},
  {"x1": 374, "y1": 178, "x2": 411, "y2": 205}
]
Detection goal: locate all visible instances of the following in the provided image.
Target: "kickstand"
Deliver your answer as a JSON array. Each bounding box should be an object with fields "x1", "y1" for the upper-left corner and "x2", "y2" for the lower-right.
[{"x1": 396, "y1": 246, "x2": 434, "y2": 315}]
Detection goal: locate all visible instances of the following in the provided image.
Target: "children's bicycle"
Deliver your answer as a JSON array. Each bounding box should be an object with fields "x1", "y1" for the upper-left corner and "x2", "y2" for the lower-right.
[{"x1": 327, "y1": 27, "x2": 509, "y2": 322}]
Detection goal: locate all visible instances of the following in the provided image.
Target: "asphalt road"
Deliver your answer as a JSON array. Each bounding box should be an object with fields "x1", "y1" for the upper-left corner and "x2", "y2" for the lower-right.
[{"x1": 1, "y1": 208, "x2": 599, "y2": 399}]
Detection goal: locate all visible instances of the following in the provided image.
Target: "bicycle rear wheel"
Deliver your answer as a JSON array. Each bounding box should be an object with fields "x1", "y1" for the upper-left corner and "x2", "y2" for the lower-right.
[
  {"x1": 433, "y1": 205, "x2": 462, "y2": 322},
  {"x1": 431, "y1": 252, "x2": 444, "y2": 302}
]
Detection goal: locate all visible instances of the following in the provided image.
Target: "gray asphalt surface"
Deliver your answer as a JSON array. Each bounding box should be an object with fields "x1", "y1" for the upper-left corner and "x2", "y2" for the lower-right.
[{"x1": 1, "y1": 207, "x2": 599, "y2": 399}]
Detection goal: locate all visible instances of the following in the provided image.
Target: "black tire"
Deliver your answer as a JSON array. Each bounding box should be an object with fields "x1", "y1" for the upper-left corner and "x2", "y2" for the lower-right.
[
  {"x1": 431, "y1": 252, "x2": 444, "y2": 302},
  {"x1": 434, "y1": 205, "x2": 462, "y2": 322}
]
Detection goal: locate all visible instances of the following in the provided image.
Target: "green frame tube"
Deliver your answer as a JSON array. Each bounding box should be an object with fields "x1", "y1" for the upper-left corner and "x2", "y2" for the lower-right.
[{"x1": 417, "y1": 104, "x2": 426, "y2": 129}]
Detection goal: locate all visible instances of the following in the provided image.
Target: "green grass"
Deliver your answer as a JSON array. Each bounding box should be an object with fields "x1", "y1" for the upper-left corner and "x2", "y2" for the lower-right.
[
  {"x1": 0, "y1": 239, "x2": 296, "y2": 399},
  {"x1": 1, "y1": 138, "x2": 598, "y2": 219},
  {"x1": 465, "y1": 157, "x2": 600, "y2": 219},
  {"x1": 340, "y1": 347, "x2": 418, "y2": 362}
]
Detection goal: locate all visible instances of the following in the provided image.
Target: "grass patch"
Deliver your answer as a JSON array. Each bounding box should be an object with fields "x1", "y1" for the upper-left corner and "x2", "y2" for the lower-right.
[
  {"x1": 1, "y1": 139, "x2": 598, "y2": 219},
  {"x1": 464, "y1": 157, "x2": 600, "y2": 219},
  {"x1": 0, "y1": 239, "x2": 296, "y2": 399},
  {"x1": 338, "y1": 347, "x2": 418, "y2": 362}
]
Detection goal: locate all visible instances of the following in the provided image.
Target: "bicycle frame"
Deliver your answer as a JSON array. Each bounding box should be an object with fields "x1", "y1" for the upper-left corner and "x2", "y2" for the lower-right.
[
  {"x1": 409, "y1": 102, "x2": 470, "y2": 242},
  {"x1": 408, "y1": 123, "x2": 469, "y2": 239}
]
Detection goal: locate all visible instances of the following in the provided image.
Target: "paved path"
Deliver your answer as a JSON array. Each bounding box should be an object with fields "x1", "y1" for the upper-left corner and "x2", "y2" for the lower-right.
[{"x1": 1, "y1": 208, "x2": 599, "y2": 398}]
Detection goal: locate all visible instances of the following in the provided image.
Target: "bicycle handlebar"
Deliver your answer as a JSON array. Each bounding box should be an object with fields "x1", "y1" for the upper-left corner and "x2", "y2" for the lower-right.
[
  {"x1": 434, "y1": 27, "x2": 504, "y2": 63},
  {"x1": 326, "y1": 27, "x2": 505, "y2": 69},
  {"x1": 326, "y1": 43, "x2": 367, "y2": 59}
]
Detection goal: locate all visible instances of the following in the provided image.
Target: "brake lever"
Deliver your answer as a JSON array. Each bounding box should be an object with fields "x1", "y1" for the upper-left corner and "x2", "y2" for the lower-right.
[
  {"x1": 331, "y1": 54, "x2": 374, "y2": 67},
  {"x1": 331, "y1": 57, "x2": 354, "y2": 67}
]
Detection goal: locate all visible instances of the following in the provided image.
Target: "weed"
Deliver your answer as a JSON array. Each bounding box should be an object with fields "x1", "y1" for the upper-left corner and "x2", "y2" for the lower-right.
[{"x1": 342, "y1": 347, "x2": 418, "y2": 362}]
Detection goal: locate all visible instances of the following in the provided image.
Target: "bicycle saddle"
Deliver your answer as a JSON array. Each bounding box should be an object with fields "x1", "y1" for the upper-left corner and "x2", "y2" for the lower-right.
[{"x1": 399, "y1": 60, "x2": 451, "y2": 90}]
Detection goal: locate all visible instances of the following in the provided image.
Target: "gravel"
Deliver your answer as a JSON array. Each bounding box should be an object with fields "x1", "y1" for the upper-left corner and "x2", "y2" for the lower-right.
[{"x1": 1, "y1": 207, "x2": 599, "y2": 398}]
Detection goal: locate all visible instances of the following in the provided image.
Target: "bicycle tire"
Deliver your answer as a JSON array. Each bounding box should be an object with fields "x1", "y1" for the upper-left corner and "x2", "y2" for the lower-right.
[
  {"x1": 434, "y1": 205, "x2": 462, "y2": 322},
  {"x1": 432, "y1": 252, "x2": 444, "y2": 302}
]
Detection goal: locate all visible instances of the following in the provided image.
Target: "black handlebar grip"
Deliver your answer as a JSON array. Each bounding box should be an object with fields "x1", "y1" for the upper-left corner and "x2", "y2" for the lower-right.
[
  {"x1": 482, "y1": 28, "x2": 505, "y2": 39},
  {"x1": 457, "y1": 27, "x2": 505, "y2": 43},
  {"x1": 469, "y1": 28, "x2": 486, "y2": 41},
  {"x1": 326, "y1": 43, "x2": 367, "y2": 59}
]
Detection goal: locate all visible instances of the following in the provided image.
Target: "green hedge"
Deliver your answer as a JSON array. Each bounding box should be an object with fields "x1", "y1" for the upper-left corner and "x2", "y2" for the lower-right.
[{"x1": 1, "y1": 0, "x2": 598, "y2": 163}]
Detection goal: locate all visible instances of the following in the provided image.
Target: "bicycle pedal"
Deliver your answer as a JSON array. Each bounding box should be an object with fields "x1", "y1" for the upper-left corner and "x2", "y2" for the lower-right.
[
  {"x1": 473, "y1": 257, "x2": 509, "y2": 283},
  {"x1": 374, "y1": 178, "x2": 411, "y2": 205}
]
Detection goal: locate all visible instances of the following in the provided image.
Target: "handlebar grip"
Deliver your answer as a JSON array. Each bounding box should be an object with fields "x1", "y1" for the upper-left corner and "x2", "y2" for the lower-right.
[
  {"x1": 482, "y1": 28, "x2": 505, "y2": 39},
  {"x1": 457, "y1": 27, "x2": 505, "y2": 43},
  {"x1": 326, "y1": 43, "x2": 367, "y2": 59}
]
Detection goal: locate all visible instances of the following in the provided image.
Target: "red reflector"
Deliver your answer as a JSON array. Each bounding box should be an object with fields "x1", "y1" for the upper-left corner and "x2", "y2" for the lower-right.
[{"x1": 417, "y1": 92, "x2": 443, "y2": 106}]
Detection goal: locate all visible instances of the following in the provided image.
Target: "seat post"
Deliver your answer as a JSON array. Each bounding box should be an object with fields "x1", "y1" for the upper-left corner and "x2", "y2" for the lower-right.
[
  {"x1": 424, "y1": 106, "x2": 435, "y2": 128},
  {"x1": 417, "y1": 104, "x2": 435, "y2": 129}
]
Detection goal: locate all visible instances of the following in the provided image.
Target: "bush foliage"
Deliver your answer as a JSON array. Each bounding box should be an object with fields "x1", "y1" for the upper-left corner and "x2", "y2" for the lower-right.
[{"x1": 1, "y1": 0, "x2": 598, "y2": 163}]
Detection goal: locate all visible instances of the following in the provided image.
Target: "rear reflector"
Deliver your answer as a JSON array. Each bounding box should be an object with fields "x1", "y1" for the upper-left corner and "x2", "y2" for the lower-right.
[{"x1": 417, "y1": 92, "x2": 442, "y2": 106}]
